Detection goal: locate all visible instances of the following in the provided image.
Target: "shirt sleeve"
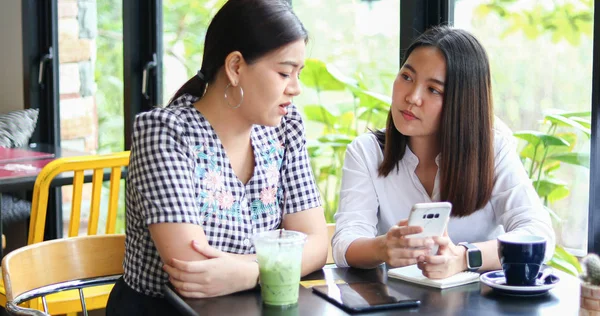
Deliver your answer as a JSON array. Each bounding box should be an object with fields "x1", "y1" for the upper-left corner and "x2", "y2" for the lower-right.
[
  {"x1": 280, "y1": 105, "x2": 322, "y2": 214},
  {"x1": 490, "y1": 132, "x2": 556, "y2": 262},
  {"x1": 128, "y1": 109, "x2": 202, "y2": 226},
  {"x1": 332, "y1": 135, "x2": 381, "y2": 267}
]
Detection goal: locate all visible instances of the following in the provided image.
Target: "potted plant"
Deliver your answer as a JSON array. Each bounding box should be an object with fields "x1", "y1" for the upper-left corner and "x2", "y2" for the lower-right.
[{"x1": 580, "y1": 253, "x2": 600, "y2": 313}]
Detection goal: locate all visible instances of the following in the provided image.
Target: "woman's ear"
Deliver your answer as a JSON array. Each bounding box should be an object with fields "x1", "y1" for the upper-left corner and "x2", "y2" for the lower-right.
[{"x1": 224, "y1": 51, "x2": 245, "y2": 86}]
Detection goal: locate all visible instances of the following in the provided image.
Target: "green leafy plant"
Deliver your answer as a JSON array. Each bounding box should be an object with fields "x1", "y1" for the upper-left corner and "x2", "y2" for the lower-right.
[
  {"x1": 163, "y1": 0, "x2": 226, "y2": 77},
  {"x1": 513, "y1": 110, "x2": 590, "y2": 276},
  {"x1": 474, "y1": 0, "x2": 593, "y2": 45},
  {"x1": 300, "y1": 59, "x2": 389, "y2": 222}
]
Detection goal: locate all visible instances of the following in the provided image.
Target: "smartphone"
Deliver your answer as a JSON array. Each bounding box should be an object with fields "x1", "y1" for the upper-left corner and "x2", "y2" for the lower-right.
[
  {"x1": 406, "y1": 202, "x2": 452, "y2": 253},
  {"x1": 312, "y1": 282, "x2": 420, "y2": 313}
]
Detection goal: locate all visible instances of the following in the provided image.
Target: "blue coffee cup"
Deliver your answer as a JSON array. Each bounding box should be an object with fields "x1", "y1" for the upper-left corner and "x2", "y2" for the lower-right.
[{"x1": 497, "y1": 234, "x2": 546, "y2": 286}]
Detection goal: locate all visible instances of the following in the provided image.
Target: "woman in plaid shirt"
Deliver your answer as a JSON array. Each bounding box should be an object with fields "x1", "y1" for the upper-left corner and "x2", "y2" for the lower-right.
[{"x1": 107, "y1": 1, "x2": 328, "y2": 314}]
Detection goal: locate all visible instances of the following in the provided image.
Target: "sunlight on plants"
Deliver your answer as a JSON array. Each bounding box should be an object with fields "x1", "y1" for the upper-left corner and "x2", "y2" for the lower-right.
[{"x1": 300, "y1": 59, "x2": 389, "y2": 222}]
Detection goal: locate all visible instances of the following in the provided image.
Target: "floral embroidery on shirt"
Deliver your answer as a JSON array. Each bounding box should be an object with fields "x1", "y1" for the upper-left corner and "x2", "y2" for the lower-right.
[
  {"x1": 250, "y1": 140, "x2": 285, "y2": 220},
  {"x1": 206, "y1": 170, "x2": 223, "y2": 191},
  {"x1": 265, "y1": 163, "x2": 279, "y2": 186},
  {"x1": 195, "y1": 139, "x2": 285, "y2": 224},
  {"x1": 217, "y1": 190, "x2": 234, "y2": 210},
  {"x1": 194, "y1": 142, "x2": 241, "y2": 224},
  {"x1": 260, "y1": 187, "x2": 277, "y2": 205}
]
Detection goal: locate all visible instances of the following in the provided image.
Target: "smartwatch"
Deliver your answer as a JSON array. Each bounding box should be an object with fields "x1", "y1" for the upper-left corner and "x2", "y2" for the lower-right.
[{"x1": 458, "y1": 242, "x2": 482, "y2": 272}]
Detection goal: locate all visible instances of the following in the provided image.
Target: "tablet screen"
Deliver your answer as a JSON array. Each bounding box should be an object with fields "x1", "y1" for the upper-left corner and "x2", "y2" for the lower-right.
[{"x1": 312, "y1": 282, "x2": 420, "y2": 312}]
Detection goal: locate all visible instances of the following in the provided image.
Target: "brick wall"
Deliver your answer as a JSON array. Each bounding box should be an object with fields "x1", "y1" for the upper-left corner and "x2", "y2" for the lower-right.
[{"x1": 58, "y1": 0, "x2": 98, "y2": 154}]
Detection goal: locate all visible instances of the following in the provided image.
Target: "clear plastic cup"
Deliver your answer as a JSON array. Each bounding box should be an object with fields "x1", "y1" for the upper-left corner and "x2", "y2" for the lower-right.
[{"x1": 252, "y1": 230, "x2": 307, "y2": 308}]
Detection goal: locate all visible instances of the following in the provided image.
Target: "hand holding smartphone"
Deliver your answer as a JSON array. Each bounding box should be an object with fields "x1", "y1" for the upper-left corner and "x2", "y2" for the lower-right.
[{"x1": 405, "y1": 202, "x2": 452, "y2": 254}]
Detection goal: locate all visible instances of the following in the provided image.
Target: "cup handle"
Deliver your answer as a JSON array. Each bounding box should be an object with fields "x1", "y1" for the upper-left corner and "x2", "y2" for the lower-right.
[{"x1": 536, "y1": 266, "x2": 554, "y2": 285}]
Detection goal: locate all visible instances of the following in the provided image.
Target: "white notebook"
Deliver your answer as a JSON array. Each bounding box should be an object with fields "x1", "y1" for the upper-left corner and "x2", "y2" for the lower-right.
[{"x1": 388, "y1": 264, "x2": 480, "y2": 289}]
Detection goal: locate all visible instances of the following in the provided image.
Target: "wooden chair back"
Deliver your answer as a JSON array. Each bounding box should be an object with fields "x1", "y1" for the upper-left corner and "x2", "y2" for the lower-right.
[{"x1": 2, "y1": 234, "x2": 125, "y2": 315}]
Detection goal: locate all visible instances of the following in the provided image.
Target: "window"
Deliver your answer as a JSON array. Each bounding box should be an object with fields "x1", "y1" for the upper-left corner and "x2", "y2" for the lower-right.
[
  {"x1": 293, "y1": 0, "x2": 400, "y2": 221},
  {"x1": 162, "y1": 0, "x2": 226, "y2": 105},
  {"x1": 58, "y1": 0, "x2": 124, "y2": 154},
  {"x1": 22, "y1": 0, "x2": 600, "y2": 252},
  {"x1": 454, "y1": 0, "x2": 594, "y2": 255},
  {"x1": 294, "y1": 0, "x2": 400, "y2": 96}
]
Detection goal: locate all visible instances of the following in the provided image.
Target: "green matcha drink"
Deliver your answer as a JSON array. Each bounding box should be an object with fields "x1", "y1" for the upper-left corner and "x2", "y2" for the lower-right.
[{"x1": 253, "y1": 230, "x2": 306, "y2": 307}]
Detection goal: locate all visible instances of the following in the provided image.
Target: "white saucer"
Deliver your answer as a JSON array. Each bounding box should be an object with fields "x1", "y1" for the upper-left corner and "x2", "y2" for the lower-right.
[{"x1": 479, "y1": 270, "x2": 559, "y2": 296}]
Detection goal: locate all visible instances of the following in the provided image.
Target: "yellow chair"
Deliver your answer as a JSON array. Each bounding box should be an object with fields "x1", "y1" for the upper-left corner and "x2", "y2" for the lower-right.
[
  {"x1": 0, "y1": 151, "x2": 130, "y2": 315},
  {"x1": 2, "y1": 234, "x2": 125, "y2": 316}
]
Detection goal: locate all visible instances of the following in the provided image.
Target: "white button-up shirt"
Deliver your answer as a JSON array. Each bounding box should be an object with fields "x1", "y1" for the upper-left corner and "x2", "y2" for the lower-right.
[{"x1": 332, "y1": 127, "x2": 555, "y2": 267}]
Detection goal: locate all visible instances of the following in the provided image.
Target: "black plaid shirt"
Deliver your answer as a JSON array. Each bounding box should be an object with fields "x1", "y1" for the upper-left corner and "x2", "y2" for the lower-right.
[{"x1": 123, "y1": 94, "x2": 321, "y2": 297}]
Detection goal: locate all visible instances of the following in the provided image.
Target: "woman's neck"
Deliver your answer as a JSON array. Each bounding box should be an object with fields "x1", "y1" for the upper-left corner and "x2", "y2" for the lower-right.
[
  {"x1": 408, "y1": 135, "x2": 440, "y2": 166},
  {"x1": 192, "y1": 83, "x2": 253, "y2": 147}
]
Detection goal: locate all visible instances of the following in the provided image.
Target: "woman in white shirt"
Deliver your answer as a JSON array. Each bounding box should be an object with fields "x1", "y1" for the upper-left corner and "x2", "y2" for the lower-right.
[{"x1": 332, "y1": 26, "x2": 555, "y2": 279}]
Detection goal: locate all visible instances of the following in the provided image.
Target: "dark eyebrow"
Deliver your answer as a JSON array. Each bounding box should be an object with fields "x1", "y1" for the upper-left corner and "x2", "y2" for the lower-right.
[
  {"x1": 279, "y1": 61, "x2": 304, "y2": 70},
  {"x1": 404, "y1": 64, "x2": 417, "y2": 74},
  {"x1": 403, "y1": 63, "x2": 445, "y2": 86},
  {"x1": 428, "y1": 78, "x2": 445, "y2": 86}
]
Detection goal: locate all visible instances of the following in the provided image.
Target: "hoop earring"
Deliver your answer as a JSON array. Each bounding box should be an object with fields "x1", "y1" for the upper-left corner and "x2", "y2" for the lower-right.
[{"x1": 224, "y1": 83, "x2": 244, "y2": 109}]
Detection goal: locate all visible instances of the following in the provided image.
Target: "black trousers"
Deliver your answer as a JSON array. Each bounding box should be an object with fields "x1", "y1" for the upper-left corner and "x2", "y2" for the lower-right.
[{"x1": 106, "y1": 277, "x2": 183, "y2": 316}]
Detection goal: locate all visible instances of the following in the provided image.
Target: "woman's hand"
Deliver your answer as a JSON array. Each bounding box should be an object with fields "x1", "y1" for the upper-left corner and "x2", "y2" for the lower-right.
[
  {"x1": 163, "y1": 241, "x2": 259, "y2": 298},
  {"x1": 416, "y1": 232, "x2": 466, "y2": 279},
  {"x1": 380, "y1": 219, "x2": 436, "y2": 268}
]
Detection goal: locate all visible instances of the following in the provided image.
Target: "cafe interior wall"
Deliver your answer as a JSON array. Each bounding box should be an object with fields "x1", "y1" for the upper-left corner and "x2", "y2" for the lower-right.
[{"x1": 0, "y1": 1, "x2": 24, "y2": 114}]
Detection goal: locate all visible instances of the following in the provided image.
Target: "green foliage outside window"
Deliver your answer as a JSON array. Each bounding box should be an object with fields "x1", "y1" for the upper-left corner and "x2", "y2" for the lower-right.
[
  {"x1": 471, "y1": 0, "x2": 594, "y2": 276},
  {"x1": 162, "y1": 0, "x2": 226, "y2": 80},
  {"x1": 300, "y1": 59, "x2": 390, "y2": 222},
  {"x1": 96, "y1": 0, "x2": 124, "y2": 154},
  {"x1": 474, "y1": 0, "x2": 593, "y2": 45},
  {"x1": 513, "y1": 111, "x2": 589, "y2": 275}
]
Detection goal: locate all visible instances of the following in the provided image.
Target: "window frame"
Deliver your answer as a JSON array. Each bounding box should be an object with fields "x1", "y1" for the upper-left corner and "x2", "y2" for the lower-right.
[
  {"x1": 123, "y1": 0, "x2": 163, "y2": 150},
  {"x1": 588, "y1": 0, "x2": 600, "y2": 254},
  {"x1": 21, "y1": 0, "x2": 62, "y2": 240}
]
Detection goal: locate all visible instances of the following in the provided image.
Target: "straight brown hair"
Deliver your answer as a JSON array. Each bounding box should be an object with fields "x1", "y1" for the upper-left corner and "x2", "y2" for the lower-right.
[{"x1": 375, "y1": 26, "x2": 494, "y2": 218}]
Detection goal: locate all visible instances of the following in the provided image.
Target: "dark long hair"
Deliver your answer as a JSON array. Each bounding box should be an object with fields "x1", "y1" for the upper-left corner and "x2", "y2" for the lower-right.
[
  {"x1": 375, "y1": 26, "x2": 494, "y2": 218},
  {"x1": 169, "y1": 0, "x2": 308, "y2": 103}
]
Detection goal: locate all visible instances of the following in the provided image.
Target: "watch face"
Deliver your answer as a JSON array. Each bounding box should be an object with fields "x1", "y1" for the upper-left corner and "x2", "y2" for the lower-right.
[{"x1": 467, "y1": 249, "x2": 483, "y2": 268}]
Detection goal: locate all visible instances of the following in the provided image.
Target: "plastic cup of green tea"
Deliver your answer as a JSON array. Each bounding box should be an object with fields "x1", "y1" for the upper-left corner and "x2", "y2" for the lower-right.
[{"x1": 252, "y1": 230, "x2": 307, "y2": 308}]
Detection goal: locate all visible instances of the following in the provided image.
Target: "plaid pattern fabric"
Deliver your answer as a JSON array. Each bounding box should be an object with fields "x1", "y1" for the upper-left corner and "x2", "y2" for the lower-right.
[{"x1": 123, "y1": 94, "x2": 321, "y2": 297}]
